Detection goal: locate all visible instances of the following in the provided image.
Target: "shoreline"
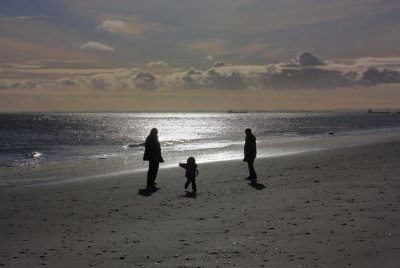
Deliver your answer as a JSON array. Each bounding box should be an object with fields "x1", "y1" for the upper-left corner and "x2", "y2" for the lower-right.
[
  {"x1": 1, "y1": 122, "x2": 400, "y2": 170},
  {"x1": 1, "y1": 132, "x2": 400, "y2": 188},
  {"x1": 1, "y1": 138, "x2": 400, "y2": 267}
]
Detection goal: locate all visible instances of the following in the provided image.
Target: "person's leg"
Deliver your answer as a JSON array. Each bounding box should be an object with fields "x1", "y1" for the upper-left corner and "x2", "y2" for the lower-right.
[
  {"x1": 248, "y1": 158, "x2": 257, "y2": 180},
  {"x1": 147, "y1": 161, "x2": 159, "y2": 187},
  {"x1": 147, "y1": 162, "x2": 153, "y2": 187},
  {"x1": 191, "y1": 178, "x2": 197, "y2": 192},
  {"x1": 151, "y1": 161, "x2": 159, "y2": 185},
  {"x1": 184, "y1": 178, "x2": 190, "y2": 189}
]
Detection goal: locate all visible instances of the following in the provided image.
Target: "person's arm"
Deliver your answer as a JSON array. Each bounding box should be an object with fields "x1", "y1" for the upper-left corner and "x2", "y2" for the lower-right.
[
  {"x1": 179, "y1": 163, "x2": 187, "y2": 169},
  {"x1": 156, "y1": 141, "x2": 164, "y2": 162},
  {"x1": 252, "y1": 137, "x2": 257, "y2": 156}
]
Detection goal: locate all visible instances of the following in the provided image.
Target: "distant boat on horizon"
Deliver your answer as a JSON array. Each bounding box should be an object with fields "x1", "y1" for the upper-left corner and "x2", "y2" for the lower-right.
[
  {"x1": 367, "y1": 109, "x2": 389, "y2": 114},
  {"x1": 227, "y1": 109, "x2": 248, "y2": 113}
]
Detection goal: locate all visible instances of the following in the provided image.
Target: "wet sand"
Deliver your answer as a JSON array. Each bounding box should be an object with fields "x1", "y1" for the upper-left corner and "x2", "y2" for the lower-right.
[{"x1": 1, "y1": 139, "x2": 400, "y2": 267}]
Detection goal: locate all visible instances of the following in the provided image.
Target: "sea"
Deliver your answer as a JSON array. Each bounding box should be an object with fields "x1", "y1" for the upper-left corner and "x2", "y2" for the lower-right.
[{"x1": 1, "y1": 111, "x2": 400, "y2": 172}]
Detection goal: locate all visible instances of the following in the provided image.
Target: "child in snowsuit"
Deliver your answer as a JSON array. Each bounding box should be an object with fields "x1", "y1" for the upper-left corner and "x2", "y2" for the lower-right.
[{"x1": 179, "y1": 157, "x2": 199, "y2": 193}]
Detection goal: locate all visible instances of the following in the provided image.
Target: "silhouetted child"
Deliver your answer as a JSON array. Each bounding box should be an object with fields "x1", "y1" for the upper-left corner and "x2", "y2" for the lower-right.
[{"x1": 179, "y1": 157, "x2": 199, "y2": 193}]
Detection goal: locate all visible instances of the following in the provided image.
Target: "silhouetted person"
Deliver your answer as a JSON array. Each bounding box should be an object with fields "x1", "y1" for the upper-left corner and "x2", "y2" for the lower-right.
[
  {"x1": 143, "y1": 128, "x2": 164, "y2": 189},
  {"x1": 244, "y1": 128, "x2": 257, "y2": 181},
  {"x1": 179, "y1": 156, "x2": 199, "y2": 193}
]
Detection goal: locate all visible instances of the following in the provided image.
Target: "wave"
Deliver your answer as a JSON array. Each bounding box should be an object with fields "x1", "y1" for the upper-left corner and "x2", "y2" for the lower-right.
[{"x1": 3, "y1": 151, "x2": 43, "y2": 167}]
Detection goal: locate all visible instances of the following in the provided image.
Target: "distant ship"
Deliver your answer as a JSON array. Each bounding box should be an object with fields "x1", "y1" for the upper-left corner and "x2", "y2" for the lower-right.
[
  {"x1": 367, "y1": 109, "x2": 389, "y2": 114},
  {"x1": 227, "y1": 109, "x2": 248, "y2": 113}
]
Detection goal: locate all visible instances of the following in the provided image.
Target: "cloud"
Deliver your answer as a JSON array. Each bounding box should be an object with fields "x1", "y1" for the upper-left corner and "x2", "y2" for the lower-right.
[
  {"x1": 134, "y1": 71, "x2": 157, "y2": 90},
  {"x1": 147, "y1": 61, "x2": 168, "y2": 68},
  {"x1": 354, "y1": 57, "x2": 400, "y2": 69},
  {"x1": 257, "y1": 52, "x2": 352, "y2": 89},
  {"x1": 182, "y1": 68, "x2": 203, "y2": 89},
  {"x1": 94, "y1": 17, "x2": 162, "y2": 38},
  {"x1": 80, "y1": 41, "x2": 114, "y2": 51},
  {"x1": 182, "y1": 75, "x2": 202, "y2": 90},
  {"x1": 186, "y1": 68, "x2": 202, "y2": 76},
  {"x1": 360, "y1": 67, "x2": 400, "y2": 85},
  {"x1": 0, "y1": 81, "x2": 9, "y2": 90},
  {"x1": 178, "y1": 66, "x2": 248, "y2": 90},
  {"x1": 261, "y1": 52, "x2": 400, "y2": 89},
  {"x1": 265, "y1": 68, "x2": 353, "y2": 90},
  {"x1": 60, "y1": 80, "x2": 76, "y2": 87},
  {"x1": 96, "y1": 20, "x2": 128, "y2": 33},
  {"x1": 212, "y1": 61, "x2": 227, "y2": 67},
  {"x1": 33, "y1": 68, "x2": 139, "y2": 91},
  {"x1": 176, "y1": 51, "x2": 400, "y2": 90},
  {"x1": 90, "y1": 78, "x2": 111, "y2": 90},
  {"x1": 204, "y1": 69, "x2": 246, "y2": 90},
  {"x1": 3, "y1": 51, "x2": 400, "y2": 92},
  {"x1": 83, "y1": 69, "x2": 137, "y2": 90},
  {"x1": 296, "y1": 51, "x2": 325, "y2": 66},
  {"x1": 0, "y1": 80, "x2": 39, "y2": 90}
]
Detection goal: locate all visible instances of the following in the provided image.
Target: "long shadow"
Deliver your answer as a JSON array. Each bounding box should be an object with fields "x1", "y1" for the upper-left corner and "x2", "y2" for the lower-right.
[
  {"x1": 138, "y1": 187, "x2": 160, "y2": 196},
  {"x1": 178, "y1": 191, "x2": 197, "y2": 199},
  {"x1": 248, "y1": 180, "x2": 266, "y2": 190}
]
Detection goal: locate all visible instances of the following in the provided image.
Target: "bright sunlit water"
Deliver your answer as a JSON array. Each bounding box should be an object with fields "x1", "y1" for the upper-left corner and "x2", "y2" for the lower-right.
[{"x1": 1, "y1": 112, "x2": 400, "y2": 169}]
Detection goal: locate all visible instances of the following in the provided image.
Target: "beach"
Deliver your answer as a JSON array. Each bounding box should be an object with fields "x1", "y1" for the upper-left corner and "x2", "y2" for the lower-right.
[{"x1": 1, "y1": 139, "x2": 400, "y2": 267}]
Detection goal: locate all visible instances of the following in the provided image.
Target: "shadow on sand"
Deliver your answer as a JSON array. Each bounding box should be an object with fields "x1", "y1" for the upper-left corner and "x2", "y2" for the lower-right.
[
  {"x1": 248, "y1": 180, "x2": 266, "y2": 190},
  {"x1": 138, "y1": 187, "x2": 160, "y2": 196},
  {"x1": 178, "y1": 191, "x2": 197, "y2": 199}
]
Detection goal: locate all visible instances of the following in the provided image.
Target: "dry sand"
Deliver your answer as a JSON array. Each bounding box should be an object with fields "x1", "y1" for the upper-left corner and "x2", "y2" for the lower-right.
[{"x1": 1, "y1": 139, "x2": 400, "y2": 267}]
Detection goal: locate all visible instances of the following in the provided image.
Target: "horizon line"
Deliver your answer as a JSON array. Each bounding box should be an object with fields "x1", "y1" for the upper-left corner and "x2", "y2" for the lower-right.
[{"x1": 1, "y1": 108, "x2": 399, "y2": 114}]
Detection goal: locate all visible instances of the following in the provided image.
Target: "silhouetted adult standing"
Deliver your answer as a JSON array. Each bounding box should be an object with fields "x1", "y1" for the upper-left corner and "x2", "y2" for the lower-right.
[
  {"x1": 244, "y1": 128, "x2": 257, "y2": 181},
  {"x1": 143, "y1": 128, "x2": 164, "y2": 189}
]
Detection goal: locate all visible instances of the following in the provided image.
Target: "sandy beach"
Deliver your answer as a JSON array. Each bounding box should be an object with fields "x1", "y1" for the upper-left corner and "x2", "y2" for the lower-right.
[{"x1": 1, "y1": 139, "x2": 400, "y2": 267}]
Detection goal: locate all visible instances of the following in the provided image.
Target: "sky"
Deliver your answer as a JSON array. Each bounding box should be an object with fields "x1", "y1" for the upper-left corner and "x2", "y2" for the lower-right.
[{"x1": 1, "y1": 0, "x2": 400, "y2": 111}]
